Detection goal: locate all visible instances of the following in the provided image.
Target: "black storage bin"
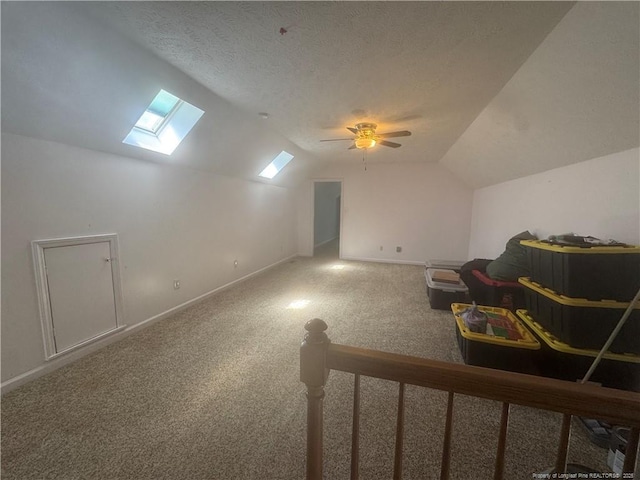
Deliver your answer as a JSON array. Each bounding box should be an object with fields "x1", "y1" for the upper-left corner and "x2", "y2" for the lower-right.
[
  {"x1": 425, "y1": 268, "x2": 468, "y2": 310},
  {"x1": 519, "y1": 277, "x2": 640, "y2": 354},
  {"x1": 516, "y1": 310, "x2": 640, "y2": 392},
  {"x1": 520, "y1": 240, "x2": 640, "y2": 302},
  {"x1": 451, "y1": 303, "x2": 540, "y2": 374}
]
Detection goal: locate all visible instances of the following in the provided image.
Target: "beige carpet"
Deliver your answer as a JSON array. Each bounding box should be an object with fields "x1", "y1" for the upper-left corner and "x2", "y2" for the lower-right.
[{"x1": 1, "y1": 239, "x2": 618, "y2": 479}]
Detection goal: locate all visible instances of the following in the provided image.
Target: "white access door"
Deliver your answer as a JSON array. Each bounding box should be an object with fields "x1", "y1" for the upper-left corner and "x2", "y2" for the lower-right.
[{"x1": 43, "y1": 241, "x2": 119, "y2": 353}]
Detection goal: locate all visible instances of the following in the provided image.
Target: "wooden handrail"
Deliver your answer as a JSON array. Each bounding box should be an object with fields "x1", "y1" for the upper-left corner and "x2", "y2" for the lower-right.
[
  {"x1": 300, "y1": 319, "x2": 640, "y2": 480},
  {"x1": 325, "y1": 343, "x2": 640, "y2": 428}
]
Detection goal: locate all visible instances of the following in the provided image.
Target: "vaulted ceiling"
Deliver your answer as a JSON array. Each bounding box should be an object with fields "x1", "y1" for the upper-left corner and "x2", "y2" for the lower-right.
[{"x1": 2, "y1": 2, "x2": 638, "y2": 188}]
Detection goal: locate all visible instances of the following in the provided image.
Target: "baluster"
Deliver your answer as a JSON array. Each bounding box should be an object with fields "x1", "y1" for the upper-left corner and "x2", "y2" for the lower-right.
[
  {"x1": 493, "y1": 402, "x2": 510, "y2": 480},
  {"x1": 351, "y1": 374, "x2": 361, "y2": 480},
  {"x1": 554, "y1": 414, "x2": 572, "y2": 473},
  {"x1": 623, "y1": 427, "x2": 639, "y2": 474},
  {"x1": 300, "y1": 319, "x2": 330, "y2": 480},
  {"x1": 440, "y1": 392, "x2": 455, "y2": 480},
  {"x1": 393, "y1": 382, "x2": 405, "y2": 480}
]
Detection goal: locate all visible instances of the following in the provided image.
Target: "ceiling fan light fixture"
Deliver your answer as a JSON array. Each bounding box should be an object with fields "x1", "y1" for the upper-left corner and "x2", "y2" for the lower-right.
[
  {"x1": 320, "y1": 121, "x2": 409, "y2": 150},
  {"x1": 355, "y1": 137, "x2": 376, "y2": 149}
]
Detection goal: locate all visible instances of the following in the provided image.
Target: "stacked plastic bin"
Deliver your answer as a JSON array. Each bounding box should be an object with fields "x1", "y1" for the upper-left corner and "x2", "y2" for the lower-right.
[
  {"x1": 451, "y1": 303, "x2": 540, "y2": 374},
  {"x1": 516, "y1": 240, "x2": 640, "y2": 392},
  {"x1": 424, "y1": 260, "x2": 468, "y2": 310},
  {"x1": 425, "y1": 268, "x2": 468, "y2": 310}
]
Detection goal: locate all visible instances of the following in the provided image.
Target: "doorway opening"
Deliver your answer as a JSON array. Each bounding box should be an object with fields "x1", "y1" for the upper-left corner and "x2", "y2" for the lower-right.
[{"x1": 313, "y1": 180, "x2": 342, "y2": 259}]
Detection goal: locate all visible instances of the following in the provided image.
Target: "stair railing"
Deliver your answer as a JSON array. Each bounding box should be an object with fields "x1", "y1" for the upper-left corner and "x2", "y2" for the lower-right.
[{"x1": 300, "y1": 318, "x2": 640, "y2": 480}]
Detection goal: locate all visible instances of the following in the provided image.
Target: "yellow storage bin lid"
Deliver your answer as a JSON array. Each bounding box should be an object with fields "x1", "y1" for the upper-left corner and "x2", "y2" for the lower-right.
[
  {"x1": 451, "y1": 303, "x2": 540, "y2": 350},
  {"x1": 518, "y1": 277, "x2": 640, "y2": 309},
  {"x1": 520, "y1": 239, "x2": 640, "y2": 254},
  {"x1": 516, "y1": 309, "x2": 640, "y2": 364}
]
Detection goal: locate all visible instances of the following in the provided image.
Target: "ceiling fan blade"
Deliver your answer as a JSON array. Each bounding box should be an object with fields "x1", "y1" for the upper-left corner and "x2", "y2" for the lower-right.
[
  {"x1": 379, "y1": 140, "x2": 402, "y2": 148},
  {"x1": 346, "y1": 127, "x2": 358, "y2": 134},
  {"x1": 377, "y1": 130, "x2": 411, "y2": 139},
  {"x1": 348, "y1": 144, "x2": 358, "y2": 150},
  {"x1": 320, "y1": 138, "x2": 353, "y2": 142}
]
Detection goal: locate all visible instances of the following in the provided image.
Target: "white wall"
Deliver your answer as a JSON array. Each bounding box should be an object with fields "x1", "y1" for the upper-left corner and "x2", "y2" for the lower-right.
[
  {"x1": 301, "y1": 162, "x2": 473, "y2": 264},
  {"x1": 468, "y1": 148, "x2": 640, "y2": 259},
  {"x1": 1, "y1": 133, "x2": 298, "y2": 386},
  {"x1": 313, "y1": 181, "x2": 341, "y2": 247}
]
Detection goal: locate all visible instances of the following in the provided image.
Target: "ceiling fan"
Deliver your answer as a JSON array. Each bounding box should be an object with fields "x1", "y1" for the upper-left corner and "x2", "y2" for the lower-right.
[{"x1": 320, "y1": 122, "x2": 411, "y2": 150}]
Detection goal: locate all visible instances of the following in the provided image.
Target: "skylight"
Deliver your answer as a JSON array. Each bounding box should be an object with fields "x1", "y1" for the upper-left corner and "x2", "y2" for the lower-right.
[
  {"x1": 259, "y1": 151, "x2": 294, "y2": 179},
  {"x1": 134, "y1": 90, "x2": 181, "y2": 133},
  {"x1": 123, "y1": 89, "x2": 204, "y2": 155}
]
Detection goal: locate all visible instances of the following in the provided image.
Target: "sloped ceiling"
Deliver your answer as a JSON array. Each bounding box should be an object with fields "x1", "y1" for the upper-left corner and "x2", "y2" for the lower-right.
[
  {"x1": 2, "y1": 2, "x2": 638, "y2": 188},
  {"x1": 80, "y1": 1, "x2": 575, "y2": 175},
  {"x1": 441, "y1": 1, "x2": 640, "y2": 187}
]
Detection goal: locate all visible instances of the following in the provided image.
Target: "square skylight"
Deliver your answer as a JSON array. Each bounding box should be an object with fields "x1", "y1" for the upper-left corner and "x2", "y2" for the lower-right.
[
  {"x1": 123, "y1": 89, "x2": 204, "y2": 155},
  {"x1": 259, "y1": 151, "x2": 294, "y2": 179}
]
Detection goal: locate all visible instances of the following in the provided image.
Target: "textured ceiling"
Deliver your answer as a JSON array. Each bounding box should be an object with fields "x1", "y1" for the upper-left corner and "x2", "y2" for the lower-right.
[
  {"x1": 83, "y1": 1, "x2": 575, "y2": 169},
  {"x1": 5, "y1": 2, "x2": 636, "y2": 188}
]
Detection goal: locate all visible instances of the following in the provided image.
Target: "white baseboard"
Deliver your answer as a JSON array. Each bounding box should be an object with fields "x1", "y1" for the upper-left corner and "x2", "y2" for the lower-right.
[
  {"x1": 340, "y1": 256, "x2": 424, "y2": 266},
  {"x1": 1, "y1": 254, "x2": 297, "y2": 395}
]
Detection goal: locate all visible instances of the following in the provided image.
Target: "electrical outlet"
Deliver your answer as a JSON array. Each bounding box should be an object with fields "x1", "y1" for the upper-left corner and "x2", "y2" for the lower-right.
[
  {"x1": 396, "y1": 246, "x2": 402, "y2": 253},
  {"x1": 173, "y1": 280, "x2": 180, "y2": 290}
]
